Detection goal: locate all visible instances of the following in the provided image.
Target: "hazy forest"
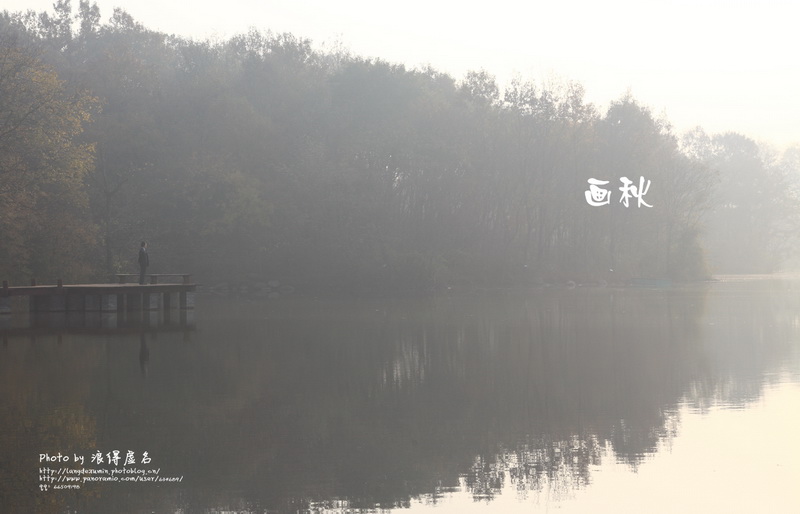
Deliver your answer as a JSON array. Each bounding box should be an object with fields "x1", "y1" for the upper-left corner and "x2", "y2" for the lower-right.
[{"x1": 2, "y1": 1, "x2": 799, "y2": 292}]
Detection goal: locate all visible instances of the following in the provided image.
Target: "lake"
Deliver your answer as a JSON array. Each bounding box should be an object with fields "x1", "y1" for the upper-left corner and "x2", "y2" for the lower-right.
[{"x1": 1, "y1": 276, "x2": 799, "y2": 513}]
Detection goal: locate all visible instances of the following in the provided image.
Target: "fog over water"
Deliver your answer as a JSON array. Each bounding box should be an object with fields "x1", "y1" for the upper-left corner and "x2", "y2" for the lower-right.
[{"x1": 2, "y1": 277, "x2": 799, "y2": 512}]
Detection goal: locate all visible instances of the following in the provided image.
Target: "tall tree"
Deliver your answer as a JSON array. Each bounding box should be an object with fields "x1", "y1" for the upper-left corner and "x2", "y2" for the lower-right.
[
  {"x1": 0, "y1": 36, "x2": 98, "y2": 281},
  {"x1": 700, "y1": 132, "x2": 799, "y2": 273}
]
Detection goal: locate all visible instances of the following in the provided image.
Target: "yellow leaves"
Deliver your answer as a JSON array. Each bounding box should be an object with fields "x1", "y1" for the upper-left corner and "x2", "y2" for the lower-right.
[{"x1": 0, "y1": 43, "x2": 99, "y2": 281}]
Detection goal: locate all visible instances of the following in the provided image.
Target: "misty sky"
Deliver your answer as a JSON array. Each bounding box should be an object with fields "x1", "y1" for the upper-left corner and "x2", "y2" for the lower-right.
[{"x1": 6, "y1": 0, "x2": 799, "y2": 149}]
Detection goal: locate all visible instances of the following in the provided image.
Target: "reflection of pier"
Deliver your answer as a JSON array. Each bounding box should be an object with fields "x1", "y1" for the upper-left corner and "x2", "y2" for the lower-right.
[
  {"x1": 0, "y1": 305, "x2": 195, "y2": 344},
  {"x1": 0, "y1": 322, "x2": 195, "y2": 337}
]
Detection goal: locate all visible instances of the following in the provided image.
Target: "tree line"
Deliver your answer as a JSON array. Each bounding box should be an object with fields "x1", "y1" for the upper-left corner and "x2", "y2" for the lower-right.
[{"x1": 1, "y1": 1, "x2": 798, "y2": 291}]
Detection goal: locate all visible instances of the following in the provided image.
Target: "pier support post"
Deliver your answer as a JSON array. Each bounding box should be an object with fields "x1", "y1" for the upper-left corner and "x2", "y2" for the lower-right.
[
  {"x1": 0, "y1": 297, "x2": 10, "y2": 315},
  {"x1": 179, "y1": 291, "x2": 194, "y2": 310},
  {"x1": 125, "y1": 293, "x2": 159, "y2": 311},
  {"x1": 179, "y1": 308, "x2": 194, "y2": 326},
  {"x1": 142, "y1": 292, "x2": 160, "y2": 311},
  {"x1": 1, "y1": 281, "x2": 9, "y2": 315}
]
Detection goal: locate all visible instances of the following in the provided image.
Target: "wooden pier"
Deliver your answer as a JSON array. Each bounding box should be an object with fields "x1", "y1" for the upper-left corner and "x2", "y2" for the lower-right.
[{"x1": 0, "y1": 276, "x2": 196, "y2": 315}]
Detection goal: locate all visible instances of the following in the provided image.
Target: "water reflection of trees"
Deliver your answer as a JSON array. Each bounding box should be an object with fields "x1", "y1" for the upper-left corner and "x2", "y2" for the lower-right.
[
  {"x1": 0, "y1": 337, "x2": 100, "y2": 513},
  {"x1": 353, "y1": 288, "x2": 705, "y2": 503},
  {"x1": 3, "y1": 280, "x2": 800, "y2": 512},
  {"x1": 120, "y1": 288, "x2": 715, "y2": 511},
  {"x1": 684, "y1": 279, "x2": 800, "y2": 410},
  {"x1": 462, "y1": 435, "x2": 604, "y2": 502}
]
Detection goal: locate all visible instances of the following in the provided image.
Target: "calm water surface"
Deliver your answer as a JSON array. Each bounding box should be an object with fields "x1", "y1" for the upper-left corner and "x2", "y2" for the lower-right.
[{"x1": 1, "y1": 276, "x2": 799, "y2": 513}]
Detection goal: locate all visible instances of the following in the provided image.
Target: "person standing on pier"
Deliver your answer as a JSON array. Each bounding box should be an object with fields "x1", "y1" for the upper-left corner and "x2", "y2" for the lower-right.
[{"x1": 138, "y1": 241, "x2": 149, "y2": 284}]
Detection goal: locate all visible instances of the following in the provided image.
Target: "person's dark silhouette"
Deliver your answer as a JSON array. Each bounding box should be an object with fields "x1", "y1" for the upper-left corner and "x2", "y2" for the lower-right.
[{"x1": 138, "y1": 241, "x2": 149, "y2": 284}]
